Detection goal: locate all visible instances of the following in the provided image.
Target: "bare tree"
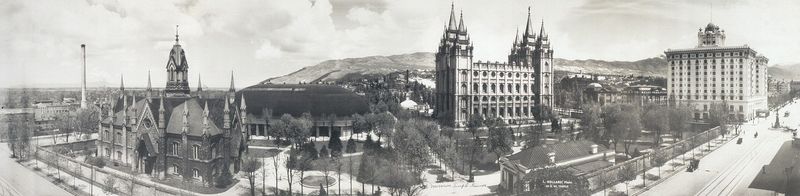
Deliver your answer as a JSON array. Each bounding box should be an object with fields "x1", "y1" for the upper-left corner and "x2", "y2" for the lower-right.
[
  {"x1": 241, "y1": 157, "x2": 261, "y2": 196},
  {"x1": 272, "y1": 155, "x2": 281, "y2": 196}
]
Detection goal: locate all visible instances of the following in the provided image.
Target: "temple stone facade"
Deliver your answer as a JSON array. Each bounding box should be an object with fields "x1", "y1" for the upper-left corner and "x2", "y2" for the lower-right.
[{"x1": 435, "y1": 5, "x2": 554, "y2": 128}]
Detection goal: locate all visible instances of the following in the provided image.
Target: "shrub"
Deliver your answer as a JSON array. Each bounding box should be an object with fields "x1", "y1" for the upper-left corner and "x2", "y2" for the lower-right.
[
  {"x1": 346, "y1": 138, "x2": 357, "y2": 153},
  {"x1": 328, "y1": 136, "x2": 343, "y2": 157},
  {"x1": 645, "y1": 173, "x2": 660, "y2": 181},
  {"x1": 319, "y1": 146, "x2": 330, "y2": 158},
  {"x1": 103, "y1": 177, "x2": 116, "y2": 193},
  {"x1": 87, "y1": 157, "x2": 106, "y2": 168},
  {"x1": 215, "y1": 172, "x2": 234, "y2": 188}
]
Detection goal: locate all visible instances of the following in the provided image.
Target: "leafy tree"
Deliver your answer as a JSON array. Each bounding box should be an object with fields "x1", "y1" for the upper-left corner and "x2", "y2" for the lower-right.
[
  {"x1": 465, "y1": 114, "x2": 484, "y2": 182},
  {"x1": 301, "y1": 142, "x2": 319, "y2": 160},
  {"x1": 617, "y1": 164, "x2": 637, "y2": 195},
  {"x1": 529, "y1": 104, "x2": 554, "y2": 148},
  {"x1": 668, "y1": 105, "x2": 692, "y2": 139},
  {"x1": 329, "y1": 135, "x2": 343, "y2": 157},
  {"x1": 53, "y1": 112, "x2": 76, "y2": 144},
  {"x1": 580, "y1": 103, "x2": 603, "y2": 143},
  {"x1": 320, "y1": 145, "x2": 330, "y2": 158},
  {"x1": 8, "y1": 116, "x2": 33, "y2": 159},
  {"x1": 392, "y1": 119, "x2": 432, "y2": 178},
  {"x1": 241, "y1": 157, "x2": 261, "y2": 196},
  {"x1": 279, "y1": 114, "x2": 296, "y2": 148},
  {"x1": 374, "y1": 112, "x2": 396, "y2": 145},
  {"x1": 357, "y1": 154, "x2": 376, "y2": 194},
  {"x1": 214, "y1": 170, "x2": 233, "y2": 188},
  {"x1": 486, "y1": 117, "x2": 513, "y2": 159},
  {"x1": 75, "y1": 108, "x2": 100, "y2": 140},
  {"x1": 642, "y1": 105, "x2": 669, "y2": 146},
  {"x1": 650, "y1": 150, "x2": 669, "y2": 178},
  {"x1": 103, "y1": 176, "x2": 117, "y2": 194},
  {"x1": 707, "y1": 102, "x2": 730, "y2": 136},
  {"x1": 364, "y1": 134, "x2": 376, "y2": 151},
  {"x1": 603, "y1": 104, "x2": 643, "y2": 156},
  {"x1": 352, "y1": 113, "x2": 369, "y2": 135},
  {"x1": 345, "y1": 138, "x2": 357, "y2": 153}
]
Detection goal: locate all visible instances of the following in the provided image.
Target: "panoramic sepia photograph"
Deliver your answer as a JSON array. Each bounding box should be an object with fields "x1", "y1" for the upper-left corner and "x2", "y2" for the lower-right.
[{"x1": 2, "y1": 0, "x2": 800, "y2": 195}]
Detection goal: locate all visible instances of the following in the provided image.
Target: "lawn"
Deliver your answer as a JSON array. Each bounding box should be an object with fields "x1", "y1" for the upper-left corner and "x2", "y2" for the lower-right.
[
  {"x1": 248, "y1": 148, "x2": 282, "y2": 158},
  {"x1": 306, "y1": 154, "x2": 363, "y2": 177}
]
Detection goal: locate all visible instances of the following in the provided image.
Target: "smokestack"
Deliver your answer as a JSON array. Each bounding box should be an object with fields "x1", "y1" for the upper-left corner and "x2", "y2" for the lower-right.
[{"x1": 80, "y1": 44, "x2": 87, "y2": 109}]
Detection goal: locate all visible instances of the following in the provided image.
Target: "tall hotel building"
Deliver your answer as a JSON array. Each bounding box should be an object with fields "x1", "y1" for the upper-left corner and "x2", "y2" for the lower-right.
[
  {"x1": 435, "y1": 5, "x2": 554, "y2": 128},
  {"x1": 665, "y1": 23, "x2": 768, "y2": 121}
]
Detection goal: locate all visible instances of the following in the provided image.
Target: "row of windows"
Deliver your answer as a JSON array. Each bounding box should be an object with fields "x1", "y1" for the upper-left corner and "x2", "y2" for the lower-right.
[
  {"x1": 672, "y1": 83, "x2": 746, "y2": 87},
  {"x1": 467, "y1": 83, "x2": 540, "y2": 94},
  {"x1": 671, "y1": 64, "x2": 745, "y2": 70},
  {"x1": 467, "y1": 70, "x2": 550, "y2": 79},
  {"x1": 672, "y1": 71, "x2": 745, "y2": 76},
  {"x1": 673, "y1": 89, "x2": 745, "y2": 94},
  {"x1": 670, "y1": 58, "x2": 745, "y2": 66},
  {"x1": 171, "y1": 142, "x2": 202, "y2": 160},
  {"x1": 673, "y1": 95, "x2": 744, "y2": 100},
  {"x1": 671, "y1": 77, "x2": 752, "y2": 82},
  {"x1": 469, "y1": 106, "x2": 533, "y2": 118},
  {"x1": 669, "y1": 52, "x2": 744, "y2": 59},
  {"x1": 470, "y1": 95, "x2": 535, "y2": 102},
  {"x1": 170, "y1": 165, "x2": 202, "y2": 179}
]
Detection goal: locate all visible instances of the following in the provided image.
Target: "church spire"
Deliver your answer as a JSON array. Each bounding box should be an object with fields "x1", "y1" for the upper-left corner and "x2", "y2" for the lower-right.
[
  {"x1": 524, "y1": 6, "x2": 534, "y2": 38},
  {"x1": 120, "y1": 74, "x2": 125, "y2": 92},
  {"x1": 175, "y1": 25, "x2": 180, "y2": 44},
  {"x1": 447, "y1": 2, "x2": 457, "y2": 31},
  {"x1": 197, "y1": 74, "x2": 203, "y2": 92},
  {"x1": 514, "y1": 27, "x2": 519, "y2": 45},
  {"x1": 229, "y1": 71, "x2": 235, "y2": 93},
  {"x1": 457, "y1": 10, "x2": 466, "y2": 33},
  {"x1": 202, "y1": 100, "x2": 209, "y2": 135},
  {"x1": 539, "y1": 19, "x2": 546, "y2": 38},
  {"x1": 147, "y1": 70, "x2": 152, "y2": 91}
]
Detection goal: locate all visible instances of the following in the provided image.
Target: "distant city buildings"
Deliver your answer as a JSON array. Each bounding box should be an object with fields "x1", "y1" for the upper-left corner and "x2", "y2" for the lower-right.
[
  {"x1": 767, "y1": 78, "x2": 792, "y2": 97},
  {"x1": 665, "y1": 22, "x2": 768, "y2": 121},
  {"x1": 435, "y1": 5, "x2": 554, "y2": 127}
]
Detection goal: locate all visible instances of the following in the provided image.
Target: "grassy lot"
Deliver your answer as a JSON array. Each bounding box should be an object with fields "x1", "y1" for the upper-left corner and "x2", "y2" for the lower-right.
[
  {"x1": 248, "y1": 148, "x2": 282, "y2": 158},
  {"x1": 307, "y1": 154, "x2": 363, "y2": 177}
]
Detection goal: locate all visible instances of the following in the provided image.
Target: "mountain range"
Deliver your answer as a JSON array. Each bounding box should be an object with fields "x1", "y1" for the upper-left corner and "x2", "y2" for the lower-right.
[{"x1": 266, "y1": 52, "x2": 800, "y2": 84}]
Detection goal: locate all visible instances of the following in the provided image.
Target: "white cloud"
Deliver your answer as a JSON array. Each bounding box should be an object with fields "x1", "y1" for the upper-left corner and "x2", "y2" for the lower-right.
[{"x1": 1, "y1": 0, "x2": 799, "y2": 88}]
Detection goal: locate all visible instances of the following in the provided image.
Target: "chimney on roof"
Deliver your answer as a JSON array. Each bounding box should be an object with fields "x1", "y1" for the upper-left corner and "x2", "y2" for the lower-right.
[
  {"x1": 547, "y1": 152, "x2": 556, "y2": 164},
  {"x1": 591, "y1": 144, "x2": 599, "y2": 154}
]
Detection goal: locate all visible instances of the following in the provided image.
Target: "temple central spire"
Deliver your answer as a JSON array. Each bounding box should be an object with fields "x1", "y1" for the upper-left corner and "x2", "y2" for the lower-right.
[{"x1": 175, "y1": 25, "x2": 180, "y2": 44}]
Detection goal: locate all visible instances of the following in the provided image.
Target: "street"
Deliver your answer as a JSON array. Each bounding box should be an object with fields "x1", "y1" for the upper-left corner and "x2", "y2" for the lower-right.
[
  {"x1": 0, "y1": 144, "x2": 72, "y2": 196},
  {"x1": 643, "y1": 101, "x2": 799, "y2": 196}
]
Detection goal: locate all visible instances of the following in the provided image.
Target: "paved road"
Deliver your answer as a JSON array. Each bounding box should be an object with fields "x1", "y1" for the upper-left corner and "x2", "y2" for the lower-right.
[
  {"x1": 0, "y1": 144, "x2": 72, "y2": 196},
  {"x1": 643, "y1": 102, "x2": 799, "y2": 196}
]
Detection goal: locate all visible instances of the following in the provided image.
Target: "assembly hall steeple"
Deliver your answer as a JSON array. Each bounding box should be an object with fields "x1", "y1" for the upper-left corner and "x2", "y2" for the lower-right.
[{"x1": 165, "y1": 25, "x2": 190, "y2": 97}]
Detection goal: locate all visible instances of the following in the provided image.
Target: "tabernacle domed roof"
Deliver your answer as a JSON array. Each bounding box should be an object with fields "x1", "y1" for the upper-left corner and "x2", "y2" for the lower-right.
[{"x1": 705, "y1": 23, "x2": 719, "y2": 32}]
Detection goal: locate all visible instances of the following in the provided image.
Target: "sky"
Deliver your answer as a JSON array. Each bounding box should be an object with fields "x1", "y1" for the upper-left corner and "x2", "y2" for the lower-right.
[{"x1": 2, "y1": 0, "x2": 799, "y2": 88}]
